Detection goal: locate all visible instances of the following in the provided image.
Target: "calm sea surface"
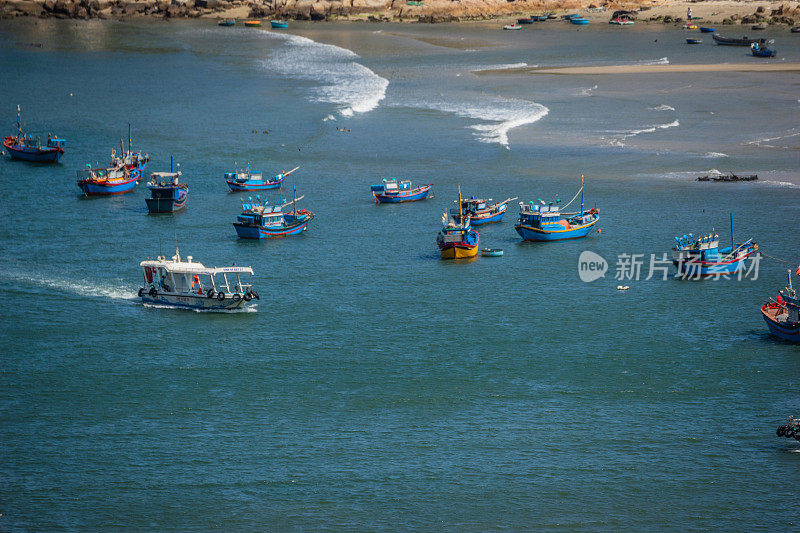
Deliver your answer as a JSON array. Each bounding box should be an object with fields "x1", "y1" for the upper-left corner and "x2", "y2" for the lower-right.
[{"x1": 1, "y1": 18, "x2": 799, "y2": 530}]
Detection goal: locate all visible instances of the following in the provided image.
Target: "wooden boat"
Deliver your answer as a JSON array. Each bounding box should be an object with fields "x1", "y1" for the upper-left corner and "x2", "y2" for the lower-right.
[
  {"x1": 532, "y1": 15, "x2": 549, "y2": 21},
  {"x1": 146, "y1": 161, "x2": 187, "y2": 213},
  {"x1": 671, "y1": 214, "x2": 758, "y2": 278},
  {"x1": 233, "y1": 188, "x2": 313, "y2": 239},
  {"x1": 503, "y1": 24, "x2": 522, "y2": 30},
  {"x1": 139, "y1": 248, "x2": 258, "y2": 310},
  {"x1": 712, "y1": 33, "x2": 765, "y2": 46},
  {"x1": 270, "y1": 20, "x2": 288, "y2": 28},
  {"x1": 791, "y1": 26, "x2": 800, "y2": 33},
  {"x1": 371, "y1": 178, "x2": 432, "y2": 203},
  {"x1": 244, "y1": 20, "x2": 262, "y2": 27},
  {"x1": 515, "y1": 178, "x2": 599, "y2": 242},
  {"x1": 686, "y1": 38, "x2": 703, "y2": 44},
  {"x1": 225, "y1": 165, "x2": 297, "y2": 192},
  {"x1": 437, "y1": 186, "x2": 479, "y2": 259},
  {"x1": 751, "y1": 23, "x2": 767, "y2": 30},
  {"x1": 480, "y1": 248, "x2": 503, "y2": 257},
  {"x1": 3, "y1": 105, "x2": 65, "y2": 163},
  {"x1": 751, "y1": 41, "x2": 777, "y2": 57},
  {"x1": 609, "y1": 17, "x2": 634, "y2": 25},
  {"x1": 218, "y1": 19, "x2": 235, "y2": 26},
  {"x1": 699, "y1": 26, "x2": 715, "y2": 32},
  {"x1": 546, "y1": 13, "x2": 557, "y2": 19},
  {"x1": 76, "y1": 165, "x2": 137, "y2": 196},
  {"x1": 563, "y1": 13, "x2": 580, "y2": 20},
  {"x1": 517, "y1": 17, "x2": 533, "y2": 24},
  {"x1": 451, "y1": 196, "x2": 517, "y2": 226},
  {"x1": 762, "y1": 270, "x2": 800, "y2": 342},
  {"x1": 571, "y1": 17, "x2": 589, "y2": 25},
  {"x1": 696, "y1": 172, "x2": 757, "y2": 182}
]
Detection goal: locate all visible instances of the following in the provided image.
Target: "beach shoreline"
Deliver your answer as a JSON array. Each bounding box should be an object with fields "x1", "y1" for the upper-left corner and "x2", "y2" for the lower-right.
[
  {"x1": 477, "y1": 62, "x2": 800, "y2": 75},
  {"x1": 1, "y1": 0, "x2": 799, "y2": 27}
]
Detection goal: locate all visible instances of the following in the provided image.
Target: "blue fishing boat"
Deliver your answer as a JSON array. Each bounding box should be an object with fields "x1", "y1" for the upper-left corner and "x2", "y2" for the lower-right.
[
  {"x1": 515, "y1": 178, "x2": 599, "y2": 241},
  {"x1": 451, "y1": 196, "x2": 518, "y2": 226},
  {"x1": 233, "y1": 188, "x2": 313, "y2": 239},
  {"x1": 571, "y1": 17, "x2": 589, "y2": 25},
  {"x1": 270, "y1": 20, "x2": 288, "y2": 28},
  {"x1": 218, "y1": 19, "x2": 235, "y2": 26},
  {"x1": 700, "y1": 26, "x2": 715, "y2": 32},
  {"x1": 146, "y1": 159, "x2": 188, "y2": 213},
  {"x1": 76, "y1": 165, "x2": 138, "y2": 196},
  {"x1": 225, "y1": 165, "x2": 297, "y2": 192},
  {"x1": 3, "y1": 105, "x2": 65, "y2": 163},
  {"x1": 671, "y1": 214, "x2": 758, "y2": 278},
  {"x1": 371, "y1": 178, "x2": 432, "y2": 203},
  {"x1": 437, "y1": 186, "x2": 479, "y2": 260},
  {"x1": 762, "y1": 270, "x2": 800, "y2": 342},
  {"x1": 686, "y1": 38, "x2": 703, "y2": 44},
  {"x1": 564, "y1": 13, "x2": 580, "y2": 19},
  {"x1": 481, "y1": 248, "x2": 503, "y2": 257},
  {"x1": 751, "y1": 41, "x2": 777, "y2": 57}
]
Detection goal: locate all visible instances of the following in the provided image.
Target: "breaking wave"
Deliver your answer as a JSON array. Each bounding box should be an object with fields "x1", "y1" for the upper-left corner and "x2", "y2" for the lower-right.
[
  {"x1": 603, "y1": 119, "x2": 680, "y2": 146},
  {"x1": 575, "y1": 84, "x2": 598, "y2": 97},
  {"x1": 650, "y1": 104, "x2": 676, "y2": 111},
  {"x1": 260, "y1": 33, "x2": 388, "y2": 116},
  {"x1": 745, "y1": 129, "x2": 800, "y2": 148},
  {"x1": 702, "y1": 152, "x2": 728, "y2": 158},
  {"x1": 471, "y1": 62, "x2": 528, "y2": 72}
]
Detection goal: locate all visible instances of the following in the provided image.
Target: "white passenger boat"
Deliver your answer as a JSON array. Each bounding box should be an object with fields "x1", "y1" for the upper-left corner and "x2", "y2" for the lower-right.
[{"x1": 138, "y1": 249, "x2": 258, "y2": 310}]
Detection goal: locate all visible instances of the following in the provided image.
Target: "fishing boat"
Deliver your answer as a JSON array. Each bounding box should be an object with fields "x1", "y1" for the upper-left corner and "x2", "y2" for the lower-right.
[
  {"x1": 563, "y1": 13, "x2": 580, "y2": 20},
  {"x1": 686, "y1": 38, "x2": 703, "y2": 44},
  {"x1": 503, "y1": 24, "x2": 522, "y2": 30},
  {"x1": 225, "y1": 165, "x2": 298, "y2": 192},
  {"x1": 481, "y1": 248, "x2": 503, "y2": 257},
  {"x1": 791, "y1": 26, "x2": 800, "y2": 33},
  {"x1": 713, "y1": 34, "x2": 766, "y2": 46},
  {"x1": 139, "y1": 248, "x2": 258, "y2": 310},
  {"x1": 671, "y1": 214, "x2": 758, "y2": 278},
  {"x1": 218, "y1": 19, "x2": 235, "y2": 26},
  {"x1": 3, "y1": 105, "x2": 65, "y2": 163},
  {"x1": 244, "y1": 20, "x2": 262, "y2": 27},
  {"x1": 752, "y1": 23, "x2": 767, "y2": 30},
  {"x1": 684, "y1": 24, "x2": 698, "y2": 30},
  {"x1": 145, "y1": 159, "x2": 188, "y2": 213},
  {"x1": 437, "y1": 187, "x2": 479, "y2": 260},
  {"x1": 762, "y1": 270, "x2": 800, "y2": 342},
  {"x1": 697, "y1": 171, "x2": 757, "y2": 182},
  {"x1": 451, "y1": 196, "x2": 518, "y2": 226},
  {"x1": 751, "y1": 41, "x2": 777, "y2": 57},
  {"x1": 699, "y1": 26, "x2": 715, "y2": 32},
  {"x1": 571, "y1": 17, "x2": 589, "y2": 25},
  {"x1": 517, "y1": 17, "x2": 533, "y2": 24},
  {"x1": 609, "y1": 17, "x2": 634, "y2": 25},
  {"x1": 371, "y1": 178, "x2": 432, "y2": 203},
  {"x1": 270, "y1": 20, "x2": 288, "y2": 28},
  {"x1": 76, "y1": 165, "x2": 137, "y2": 196},
  {"x1": 515, "y1": 178, "x2": 599, "y2": 241},
  {"x1": 233, "y1": 188, "x2": 313, "y2": 239},
  {"x1": 546, "y1": 13, "x2": 557, "y2": 19},
  {"x1": 532, "y1": 15, "x2": 549, "y2": 21}
]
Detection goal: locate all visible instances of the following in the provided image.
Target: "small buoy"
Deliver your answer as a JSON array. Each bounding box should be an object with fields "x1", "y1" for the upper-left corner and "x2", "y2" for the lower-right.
[
  {"x1": 616, "y1": 285, "x2": 629, "y2": 291},
  {"x1": 598, "y1": 228, "x2": 602, "y2": 234},
  {"x1": 69, "y1": 93, "x2": 73, "y2": 96}
]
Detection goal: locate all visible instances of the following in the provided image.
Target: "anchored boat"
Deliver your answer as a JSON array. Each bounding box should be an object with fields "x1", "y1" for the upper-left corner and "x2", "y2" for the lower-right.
[
  {"x1": 270, "y1": 20, "x2": 288, "y2": 28},
  {"x1": 671, "y1": 214, "x2": 758, "y2": 278},
  {"x1": 146, "y1": 160, "x2": 188, "y2": 213},
  {"x1": 218, "y1": 19, "x2": 235, "y2": 26},
  {"x1": 762, "y1": 269, "x2": 800, "y2": 342},
  {"x1": 713, "y1": 34, "x2": 766, "y2": 46},
  {"x1": 437, "y1": 186, "x2": 479, "y2": 259},
  {"x1": 451, "y1": 196, "x2": 517, "y2": 226},
  {"x1": 139, "y1": 248, "x2": 258, "y2": 310},
  {"x1": 515, "y1": 178, "x2": 599, "y2": 241},
  {"x1": 233, "y1": 188, "x2": 313, "y2": 239},
  {"x1": 371, "y1": 178, "x2": 432, "y2": 203},
  {"x1": 225, "y1": 165, "x2": 297, "y2": 192},
  {"x1": 3, "y1": 105, "x2": 65, "y2": 163},
  {"x1": 751, "y1": 41, "x2": 777, "y2": 57}
]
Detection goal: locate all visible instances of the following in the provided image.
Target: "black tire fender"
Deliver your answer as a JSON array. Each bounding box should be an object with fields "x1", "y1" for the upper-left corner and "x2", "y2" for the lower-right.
[
  {"x1": 217, "y1": 292, "x2": 225, "y2": 301},
  {"x1": 243, "y1": 292, "x2": 252, "y2": 302},
  {"x1": 232, "y1": 293, "x2": 242, "y2": 302},
  {"x1": 138, "y1": 288, "x2": 144, "y2": 297},
  {"x1": 149, "y1": 287, "x2": 157, "y2": 297}
]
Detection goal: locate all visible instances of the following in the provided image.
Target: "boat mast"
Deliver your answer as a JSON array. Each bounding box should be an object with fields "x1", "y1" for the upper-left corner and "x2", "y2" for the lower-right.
[
  {"x1": 170, "y1": 155, "x2": 173, "y2": 173},
  {"x1": 16, "y1": 105, "x2": 21, "y2": 139},
  {"x1": 292, "y1": 185, "x2": 297, "y2": 213},
  {"x1": 128, "y1": 122, "x2": 132, "y2": 155},
  {"x1": 730, "y1": 213, "x2": 734, "y2": 249},
  {"x1": 458, "y1": 184, "x2": 463, "y2": 225},
  {"x1": 580, "y1": 174, "x2": 585, "y2": 214}
]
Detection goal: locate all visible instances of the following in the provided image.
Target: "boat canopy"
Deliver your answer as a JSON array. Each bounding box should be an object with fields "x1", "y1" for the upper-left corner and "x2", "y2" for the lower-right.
[{"x1": 139, "y1": 257, "x2": 254, "y2": 276}]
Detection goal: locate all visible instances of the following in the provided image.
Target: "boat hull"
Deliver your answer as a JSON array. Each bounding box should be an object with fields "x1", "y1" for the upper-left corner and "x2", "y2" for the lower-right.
[
  {"x1": 146, "y1": 191, "x2": 187, "y2": 213},
  {"x1": 374, "y1": 185, "x2": 431, "y2": 203},
  {"x1": 440, "y1": 243, "x2": 479, "y2": 259},
  {"x1": 672, "y1": 249, "x2": 755, "y2": 277},
  {"x1": 78, "y1": 176, "x2": 138, "y2": 196},
  {"x1": 233, "y1": 219, "x2": 310, "y2": 239},
  {"x1": 271, "y1": 20, "x2": 288, "y2": 28},
  {"x1": 3, "y1": 140, "x2": 63, "y2": 163},
  {"x1": 515, "y1": 219, "x2": 597, "y2": 241},
  {"x1": 762, "y1": 307, "x2": 800, "y2": 342},
  {"x1": 226, "y1": 179, "x2": 282, "y2": 191},
  {"x1": 141, "y1": 292, "x2": 251, "y2": 310}
]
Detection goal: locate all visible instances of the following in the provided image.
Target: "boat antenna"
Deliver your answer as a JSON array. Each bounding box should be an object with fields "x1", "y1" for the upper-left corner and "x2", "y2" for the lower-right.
[
  {"x1": 730, "y1": 212, "x2": 734, "y2": 250},
  {"x1": 580, "y1": 174, "x2": 585, "y2": 215},
  {"x1": 16, "y1": 104, "x2": 21, "y2": 139},
  {"x1": 170, "y1": 155, "x2": 173, "y2": 173},
  {"x1": 128, "y1": 122, "x2": 132, "y2": 154},
  {"x1": 292, "y1": 184, "x2": 297, "y2": 213}
]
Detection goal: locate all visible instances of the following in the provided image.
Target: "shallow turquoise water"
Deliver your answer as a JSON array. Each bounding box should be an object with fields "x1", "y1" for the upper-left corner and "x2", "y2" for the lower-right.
[{"x1": 0, "y1": 19, "x2": 799, "y2": 530}]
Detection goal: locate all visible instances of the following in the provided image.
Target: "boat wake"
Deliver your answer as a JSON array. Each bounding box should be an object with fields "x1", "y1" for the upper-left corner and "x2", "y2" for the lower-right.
[
  {"x1": 745, "y1": 128, "x2": 800, "y2": 149},
  {"x1": 260, "y1": 33, "x2": 389, "y2": 116},
  {"x1": 649, "y1": 104, "x2": 676, "y2": 111},
  {"x1": 702, "y1": 151, "x2": 729, "y2": 158},
  {"x1": 142, "y1": 303, "x2": 258, "y2": 313},
  {"x1": 0, "y1": 270, "x2": 137, "y2": 302}
]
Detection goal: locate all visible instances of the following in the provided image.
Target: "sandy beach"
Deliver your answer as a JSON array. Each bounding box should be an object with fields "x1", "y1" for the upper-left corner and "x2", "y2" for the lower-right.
[{"x1": 478, "y1": 62, "x2": 800, "y2": 75}]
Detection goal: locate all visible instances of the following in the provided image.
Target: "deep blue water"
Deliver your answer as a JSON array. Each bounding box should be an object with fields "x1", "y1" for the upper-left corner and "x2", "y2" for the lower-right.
[{"x1": 1, "y1": 19, "x2": 799, "y2": 530}]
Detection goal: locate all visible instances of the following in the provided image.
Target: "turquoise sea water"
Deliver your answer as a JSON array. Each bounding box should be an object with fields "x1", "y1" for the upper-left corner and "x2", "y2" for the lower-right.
[{"x1": 1, "y1": 19, "x2": 799, "y2": 529}]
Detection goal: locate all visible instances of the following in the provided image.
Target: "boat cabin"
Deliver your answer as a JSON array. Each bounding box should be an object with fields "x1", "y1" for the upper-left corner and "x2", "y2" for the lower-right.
[
  {"x1": 226, "y1": 169, "x2": 264, "y2": 183},
  {"x1": 238, "y1": 199, "x2": 291, "y2": 227},
  {"x1": 140, "y1": 252, "x2": 254, "y2": 296},
  {"x1": 371, "y1": 178, "x2": 412, "y2": 195},
  {"x1": 519, "y1": 202, "x2": 567, "y2": 229}
]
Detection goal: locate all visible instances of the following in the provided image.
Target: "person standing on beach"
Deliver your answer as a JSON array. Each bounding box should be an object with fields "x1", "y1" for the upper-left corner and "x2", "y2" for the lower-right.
[{"x1": 687, "y1": 7, "x2": 692, "y2": 21}]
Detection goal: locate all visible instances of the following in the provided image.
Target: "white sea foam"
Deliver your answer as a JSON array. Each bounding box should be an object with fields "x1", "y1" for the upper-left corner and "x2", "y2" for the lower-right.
[
  {"x1": 745, "y1": 129, "x2": 800, "y2": 148},
  {"x1": 260, "y1": 33, "x2": 388, "y2": 116},
  {"x1": 650, "y1": 104, "x2": 676, "y2": 111},
  {"x1": 143, "y1": 303, "x2": 258, "y2": 313},
  {"x1": 575, "y1": 84, "x2": 598, "y2": 97},
  {"x1": 639, "y1": 57, "x2": 669, "y2": 65},
  {"x1": 702, "y1": 152, "x2": 728, "y2": 158},
  {"x1": 471, "y1": 62, "x2": 528, "y2": 73},
  {"x1": 605, "y1": 119, "x2": 679, "y2": 145},
  {"x1": 405, "y1": 97, "x2": 548, "y2": 146},
  {"x1": 322, "y1": 114, "x2": 336, "y2": 122}
]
